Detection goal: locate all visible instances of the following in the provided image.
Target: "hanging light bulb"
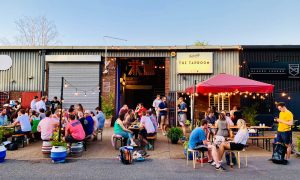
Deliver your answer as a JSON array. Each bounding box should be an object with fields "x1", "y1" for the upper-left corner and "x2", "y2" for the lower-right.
[
  {"x1": 74, "y1": 88, "x2": 79, "y2": 96},
  {"x1": 244, "y1": 95, "x2": 248, "y2": 98},
  {"x1": 265, "y1": 93, "x2": 268, "y2": 96},
  {"x1": 288, "y1": 96, "x2": 291, "y2": 100},
  {"x1": 256, "y1": 93, "x2": 260, "y2": 96},
  {"x1": 64, "y1": 82, "x2": 68, "y2": 88},
  {"x1": 253, "y1": 96, "x2": 256, "y2": 99},
  {"x1": 281, "y1": 92, "x2": 287, "y2": 97},
  {"x1": 208, "y1": 93, "x2": 212, "y2": 96},
  {"x1": 84, "y1": 91, "x2": 87, "y2": 96},
  {"x1": 249, "y1": 93, "x2": 252, "y2": 96}
]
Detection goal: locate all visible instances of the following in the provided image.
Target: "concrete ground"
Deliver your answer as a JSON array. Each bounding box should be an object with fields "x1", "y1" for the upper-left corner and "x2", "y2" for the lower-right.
[{"x1": 6, "y1": 127, "x2": 277, "y2": 160}]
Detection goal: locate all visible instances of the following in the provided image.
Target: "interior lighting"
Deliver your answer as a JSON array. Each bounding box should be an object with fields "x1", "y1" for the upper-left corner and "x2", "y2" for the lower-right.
[
  {"x1": 288, "y1": 96, "x2": 291, "y2": 100},
  {"x1": 281, "y1": 92, "x2": 287, "y2": 97}
]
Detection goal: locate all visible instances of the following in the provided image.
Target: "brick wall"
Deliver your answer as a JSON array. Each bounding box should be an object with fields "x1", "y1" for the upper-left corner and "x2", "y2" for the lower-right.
[
  {"x1": 9, "y1": 91, "x2": 22, "y2": 102},
  {"x1": 165, "y1": 57, "x2": 170, "y2": 96},
  {"x1": 101, "y1": 58, "x2": 116, "y2": 110}
]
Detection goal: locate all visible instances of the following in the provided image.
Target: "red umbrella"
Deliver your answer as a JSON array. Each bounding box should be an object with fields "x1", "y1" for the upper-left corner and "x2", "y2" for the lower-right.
[{"x1": 186, "y1": 73, "x2": 274, "y2": 94}]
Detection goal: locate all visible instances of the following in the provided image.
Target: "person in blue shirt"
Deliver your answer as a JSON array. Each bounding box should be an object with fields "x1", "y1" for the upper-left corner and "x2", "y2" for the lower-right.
[
  {"x1": 95, "y1": 107, "x2": 105, "y2": 130},
  {"x1": 0, "y1": 109, "x2": 8, "y2": 126},
  {"x1": 158, "y1": 96, "x2": 168, "y2": 136},
  {"x1": 83, "y1": 110, "x2": 95, "y2": 137},
  {"x1": 178, "y1": 97, "x2": 188, "y2": 139}
]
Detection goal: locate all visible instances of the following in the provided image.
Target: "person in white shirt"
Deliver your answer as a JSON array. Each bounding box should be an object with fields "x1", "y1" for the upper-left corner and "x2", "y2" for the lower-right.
[
  {"x1": 152, "y1": 95, "x2": 162, "y2": 119},
  {"x1": 210, "y1": 119, "x2": 249, "y2": 171},
  {"x1": 139, "y1": 111, "x2": 156, "y2": 149},
  {"x1": 30, "y1": 96, "x2": 38, "y2": 110},
  {"x1": 10, "y1": 109, "x2": 32, "y2": 133},
  {"x1": 35, "y1": 96, "x2": 47, "y2": 113}
]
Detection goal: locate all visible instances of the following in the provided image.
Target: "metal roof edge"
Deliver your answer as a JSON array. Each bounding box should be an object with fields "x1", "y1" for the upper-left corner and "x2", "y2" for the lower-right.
[{"x1": 242, "y1": 45, "x2": 300, "y2": 50}]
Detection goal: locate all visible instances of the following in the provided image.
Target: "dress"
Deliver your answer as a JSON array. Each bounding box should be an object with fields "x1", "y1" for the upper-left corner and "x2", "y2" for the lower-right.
[{"x1": 216, "y1": 120, "x2": 229, "y2": 137}]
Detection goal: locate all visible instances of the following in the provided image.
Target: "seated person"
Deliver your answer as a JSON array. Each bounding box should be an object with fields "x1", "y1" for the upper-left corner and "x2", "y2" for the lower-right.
[
  {"x1": 188, "y1": 119, "x2": 213, "y2": 163},
  {"x1": 114, "y1": 113, "x2": 137, "y2": 146},
  {"x1": 65, "y1": 114, "x2": 85, "y2": 143},
  {"x1": 37, "y1": 111, "x2": 59, "y2": 141},
  {"x1": 215, "y1": 113, "x2": 230, "y2": 138},
  {"x1": 10, "y1": 109, "x2": 32, "y2": 134},
  {"x1": 148, "y1": 109, "x2": 158, "y2": 132},
  {"x1": 205, "y1": 111, "x2": 217, "y2": 125},
  {"x1": 139, "y1": 111, "x2": 156, "y2": 149},
  {"x1": 211, "y1": 119, "x2": 249, "y2": 171},
  {"x1": 38, "y1": 108, "x2": 46, "y2": 120},
  {"x1": 0, "y1": 108, "x2": 8, "y2": 126},
  {"x1": 83, "y1": 110, "x2": 95, "y2": 137}
]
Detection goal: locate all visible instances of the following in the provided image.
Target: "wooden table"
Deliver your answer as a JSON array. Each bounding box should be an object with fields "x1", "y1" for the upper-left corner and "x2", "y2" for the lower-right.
[{"x1": 128, "y1": 126, "x2": 140, "y2": 139}]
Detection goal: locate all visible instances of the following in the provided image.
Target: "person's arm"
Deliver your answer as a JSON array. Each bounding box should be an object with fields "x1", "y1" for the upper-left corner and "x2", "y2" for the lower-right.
[
  {"x1": 277, "y1": 119, "x2": 293, "y2": 126},
  {"x1": 117, "y1": 120, "x2": 132, "y2": 133}
]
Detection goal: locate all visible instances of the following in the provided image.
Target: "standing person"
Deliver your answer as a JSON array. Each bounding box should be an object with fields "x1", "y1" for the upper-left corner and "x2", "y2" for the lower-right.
[
  {"x1": 50, "y1": 96, "x2": 60, "y2": 114},
  {"x1": 275, "y1": 102, "x2": 293, "y2": 160},
  {"x1": 65, "y1": 114, "x2": 85, "y2": 143},
  {"x1": 10, "y1": 109, "x2": 32, "y2": 134},
  {"x1": 230, "y1": 106, "x2": 237, "y2": 120},
  {"x1": 233, "y1": 107, "x2": 242, "y2": 125},
  {"x1": 30, "y1": 96, "x2": 38, "y2": 110},
  {"x1": 152, "y1": 95, "x2": 162, "y2": 125},
  {"x1": 221, "y1": 110, "x2": 234, "y2": 126},
  {"x1": 178, "y1": 97, "x2": 188, "y2": 139},
  {"x1": 0, "y1": 109, "x2": 8, "y2": 126},
  {"x1": 37, "y1": 111, "x2": 59, "y2": 141},
  {"x1": 95, "y1": 107, "x2": 106, "y2": 130},
  {"x1": 75, "y1": 104, "x2": 84, "y2": 115},
  {"x1": 158, "y1": 96, "x2": 168, "y2": 136},
  {"x1": 215, "y1": 113, "x2": 230, "y2": 138},
  {"x1": 35, "y1": 96, "x2": 47, "y2": 113}
]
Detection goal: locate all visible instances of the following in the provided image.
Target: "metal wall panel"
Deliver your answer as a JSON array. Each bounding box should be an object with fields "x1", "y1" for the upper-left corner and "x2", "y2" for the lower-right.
[
  {"x1": 240, "y1": 49, "x2": 300, "y2": 92},
  {"x1": 48, "y1": 63, "x2": 100, "y2": 111},
  {"x1": 0, "y1": 50, "x2": 42, "y2": 91},
  {"x1": 170, "y1": 51, "x2": 240, "y2": 91}
]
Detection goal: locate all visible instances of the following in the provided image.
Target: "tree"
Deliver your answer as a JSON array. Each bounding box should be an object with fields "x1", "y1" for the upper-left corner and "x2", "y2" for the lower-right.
[
  {"x1": 1, "y1": 16, "x2": 59, "y2": 46},
  {"x1": 194, "y1": 40, "x2": 208, "y2": 46}
]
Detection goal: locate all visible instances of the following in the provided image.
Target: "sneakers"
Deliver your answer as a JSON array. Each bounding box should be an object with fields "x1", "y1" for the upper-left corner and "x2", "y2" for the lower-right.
[
  {"x1": 130, "y1": 142, "x2": 138, "y2": 147},
  {"x1": 147, "y1": 143, "x2": 153, "y2": 150},
  {"x1": 215, "y1": 165, "x2": 226, "y2": 171},
  {"x1": 210, "y1": 161, "x2": 216, "y2": 167}
]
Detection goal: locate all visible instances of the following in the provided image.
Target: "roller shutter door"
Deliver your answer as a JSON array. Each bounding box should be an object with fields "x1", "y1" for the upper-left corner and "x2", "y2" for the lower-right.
[{"x1": 48, "y1": 63, "x2": 99, "y2": 111}]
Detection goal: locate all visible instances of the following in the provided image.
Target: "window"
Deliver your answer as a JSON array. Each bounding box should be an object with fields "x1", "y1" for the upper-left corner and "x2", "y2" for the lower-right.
[{"x1": 209, "y1": 95, "x2": 230, "y2": 111}]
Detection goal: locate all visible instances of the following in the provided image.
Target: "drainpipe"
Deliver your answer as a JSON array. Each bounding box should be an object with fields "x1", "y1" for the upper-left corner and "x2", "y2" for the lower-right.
[
  {"x1": 41, "y1": 50, "x2": 46, "y2": 96},
  {"x1": 99, "y1": 56, "x2": 102, "y2": 109}
]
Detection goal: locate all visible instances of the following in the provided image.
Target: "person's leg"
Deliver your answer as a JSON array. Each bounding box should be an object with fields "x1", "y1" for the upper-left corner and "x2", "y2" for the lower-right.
[
  {"x1": 218, "y1": 142, "x2": 231, "y2": 161},
  {"x1": 182, "y1": 124, "x2": 186, "y2": 137},
  {"x1": 286, "y1": 144, "x2": 291, "y2": 159},
  {"x1": 208, "y1": 145, "x2": 219, "y2": 164},
  {"x1": 160, "y1": 116, "x2": 165, "y2": 134}
]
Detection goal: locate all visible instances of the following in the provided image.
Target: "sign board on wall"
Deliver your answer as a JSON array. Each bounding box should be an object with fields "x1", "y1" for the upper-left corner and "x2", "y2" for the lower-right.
[
  {"x1": 103, "y1": 82, "x2": 111, "y2": 92},
  {"x1": 176, "y1": 52, "x2": 213, "y2": 74}
]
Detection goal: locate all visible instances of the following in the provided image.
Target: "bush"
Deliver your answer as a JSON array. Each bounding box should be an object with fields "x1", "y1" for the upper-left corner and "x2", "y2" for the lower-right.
[
  {"x1": 102, "y1": 93, "x2": 115, "y2": 118},
  {"x1": 167, "y1": 127, "x2": 183, "y2": 142},
  {"x1": 243, "y1": 104, "x2": 258, "y2": 126}
]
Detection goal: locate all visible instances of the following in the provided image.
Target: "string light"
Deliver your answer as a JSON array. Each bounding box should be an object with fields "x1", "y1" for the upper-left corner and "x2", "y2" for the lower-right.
[
  {"x1": 288, "y1": 96, "x2": 291, "y2": 100},
  {"x1": 256, "y1": 93, "x2": 260, "y2": 96},
  {"x1": 281, "y1": 92, "x2": 287, "y2": 97},
  {"x1": 74, "y1": 88, "x2": 79, "y2": 96},
  {"x1": 84, "y1": 91, "x2": 87, "y2": 96},
  {"x1": 253, "y1": 96, "x2": 256, "y2": 99},
  {"x1": 64, "y1": 82, "x2": 69, "y2": 88},
  {"x1": 244, "y1": 95, "x2": 248, "y2": 98}
]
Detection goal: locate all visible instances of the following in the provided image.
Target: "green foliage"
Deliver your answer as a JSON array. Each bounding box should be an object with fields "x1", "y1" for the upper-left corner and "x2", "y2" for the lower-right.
[
  {"x1": 51, "y1": 131, "x2": 67, "y2": 148},
  {"x1": 297, "y1": 136, "x2": 300, "y2": 153},
  {"x1": 0, "y1": 127, "x2": 14, "y2": 143},
  {"x1": 194, "y1": 41, "x2": 208, "y2": 46},
  {"x1": 243, "y1": 104, "x2": 258, "y2": 126},
  {"x1": 102, "y1": 92, "x2": 115, "y2": 118},
  {"x1": 183, "y1": 139, "x2": 189, "y2": 150},
  {"x1": 167, "y1": 127, "x2": 183, "y2": 141}
]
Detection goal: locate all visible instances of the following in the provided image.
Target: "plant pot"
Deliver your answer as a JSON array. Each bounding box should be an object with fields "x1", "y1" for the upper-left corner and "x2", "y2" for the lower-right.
[
  {"x1": 51, "y1": 146, "x2": 67, "y2": 163},
  {"x1": 297, "y1": 136, "x2": 300, "y2": 153},
  {"x1": 0, "y1": 145, "x2": 6, "y2": 163},
  {"x1": 171, "y1": 138, "x2": 179, "y2": 144}
]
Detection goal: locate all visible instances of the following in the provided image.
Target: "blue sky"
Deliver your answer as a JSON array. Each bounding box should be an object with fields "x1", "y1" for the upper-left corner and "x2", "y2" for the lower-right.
[{"x1": 1, "y1": 0, "x2": 300, "y2": 46}]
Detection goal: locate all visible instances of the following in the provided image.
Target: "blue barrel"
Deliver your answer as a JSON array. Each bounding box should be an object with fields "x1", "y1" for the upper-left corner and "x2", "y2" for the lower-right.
[
  {"x1": 51, "y1": 146, "x2": 67, "y2": 163},
  {"x1": 0, "y1": 146, "x2": 7, "y2": 163}
]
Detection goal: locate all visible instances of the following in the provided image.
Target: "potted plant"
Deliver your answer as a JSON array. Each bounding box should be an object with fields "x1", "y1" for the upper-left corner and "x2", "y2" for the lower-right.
[
  {"x1": 167, "y1": 127, "x2": 183, "y2": 144},
  {"x1": 243, "y1": 104, "x2": 258, "y2": 126},
  {"x1": 297, "y1": 136, "x2": 300, "y2": 154},
  {"x1": 50, "y1": 132, "x2": 67, "y2": 163}
]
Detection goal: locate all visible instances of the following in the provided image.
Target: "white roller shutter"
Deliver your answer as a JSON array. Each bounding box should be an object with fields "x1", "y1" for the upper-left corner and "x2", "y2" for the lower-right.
[{"x1": 48, "y1": 63, "x2": 99, "y2": 111}]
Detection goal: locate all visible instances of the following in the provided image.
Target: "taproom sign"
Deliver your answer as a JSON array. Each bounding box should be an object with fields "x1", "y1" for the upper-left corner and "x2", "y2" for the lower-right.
[{"x1": 176, "y1": 52, "x2": 213, "y2": 74}]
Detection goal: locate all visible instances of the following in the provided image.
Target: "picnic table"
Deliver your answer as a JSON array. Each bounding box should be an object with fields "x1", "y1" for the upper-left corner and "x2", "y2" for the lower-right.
[{"x1": 128, "y1": 124, "x2": 140, "y2": 139}]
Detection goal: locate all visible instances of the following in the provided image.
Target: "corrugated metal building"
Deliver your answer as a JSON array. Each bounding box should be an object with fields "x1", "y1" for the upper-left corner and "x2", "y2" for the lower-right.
[{"x1": 241, "y1": 45, "x2": 300, "y2": 119}]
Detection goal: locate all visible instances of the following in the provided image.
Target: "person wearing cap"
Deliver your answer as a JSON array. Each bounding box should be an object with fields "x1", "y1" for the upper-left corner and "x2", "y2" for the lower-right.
[
  {"x1": 83, "y1": 110, "x2": 95, "y2": 137},
  {"x1": 30, "y1": 96, "x2": 38, "y2": 110}
]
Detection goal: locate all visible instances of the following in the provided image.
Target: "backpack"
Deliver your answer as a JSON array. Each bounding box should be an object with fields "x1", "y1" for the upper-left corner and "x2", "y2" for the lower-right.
[
  {"x1": 119, "y1": 146, "x2": 133, "y2": 165},
  {"x1": 225, "y1": 152, "x2": 237, "y2": 165},
  {"x1": 5, "y1": 142, "x2": 18, "y2": 151},
  {"x1": 271, "y1": 143, "x2": 288, "y2": 165}
]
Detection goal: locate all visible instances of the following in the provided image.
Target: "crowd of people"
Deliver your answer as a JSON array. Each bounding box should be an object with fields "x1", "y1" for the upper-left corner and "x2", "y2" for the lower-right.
[{"x1": 0, "y1": 95, "x2": 106, "y2": 147}]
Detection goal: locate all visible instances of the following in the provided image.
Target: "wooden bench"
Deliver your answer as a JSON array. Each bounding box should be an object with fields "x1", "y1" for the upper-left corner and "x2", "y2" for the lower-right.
[
  {"x1": 249, "y1": 136, "x2": 274, "y2": 151},
  {"x1": 146, "y1": 135, "x2": 157, "y2": 150}
]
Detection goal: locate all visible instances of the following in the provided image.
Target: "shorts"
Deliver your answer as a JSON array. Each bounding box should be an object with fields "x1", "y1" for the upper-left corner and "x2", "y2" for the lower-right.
[
  {"x1": 229, "y1": 142, "x2": 245, "y2": 151},
  {"x1": 139, "y1": 129, "x2": 156, "y2": 139},
  {"x1": 277, "y1": 131, "x2": 292, "y2": 145},
  {"x1": 178, "y1": 113, "x2": 187, "y2": 126},
  {"x1": 193, "y1": 142, "x2": 208, "y2": 151},
  {"x1": 160, "y1": 115, "x2": 169, "y2": 125}
]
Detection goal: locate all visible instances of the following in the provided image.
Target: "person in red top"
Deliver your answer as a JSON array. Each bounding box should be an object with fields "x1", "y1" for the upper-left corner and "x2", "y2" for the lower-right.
[
  {"x1": 65, "y1": 114, "x2": 85, "y2": 143},
  {"x1": 135, "y1": 103, "x2": 147, "y2": 119}
]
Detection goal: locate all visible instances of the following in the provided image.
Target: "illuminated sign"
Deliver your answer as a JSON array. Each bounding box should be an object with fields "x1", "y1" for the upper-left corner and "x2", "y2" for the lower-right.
[{"x1": 176, "y1": 52, "x2": 213, "y2": 74}]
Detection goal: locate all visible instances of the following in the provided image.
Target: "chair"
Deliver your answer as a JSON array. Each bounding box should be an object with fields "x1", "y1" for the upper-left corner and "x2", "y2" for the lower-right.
[
  {"x1": 186, "y1": 146, "x2": 208, "y2": 169},
  {"x1": 226, "y1": 147, "x2": 248, "y2": 169},
  {"x1": 111, "y1": 134, "x2": 124, "y2": 150}
]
